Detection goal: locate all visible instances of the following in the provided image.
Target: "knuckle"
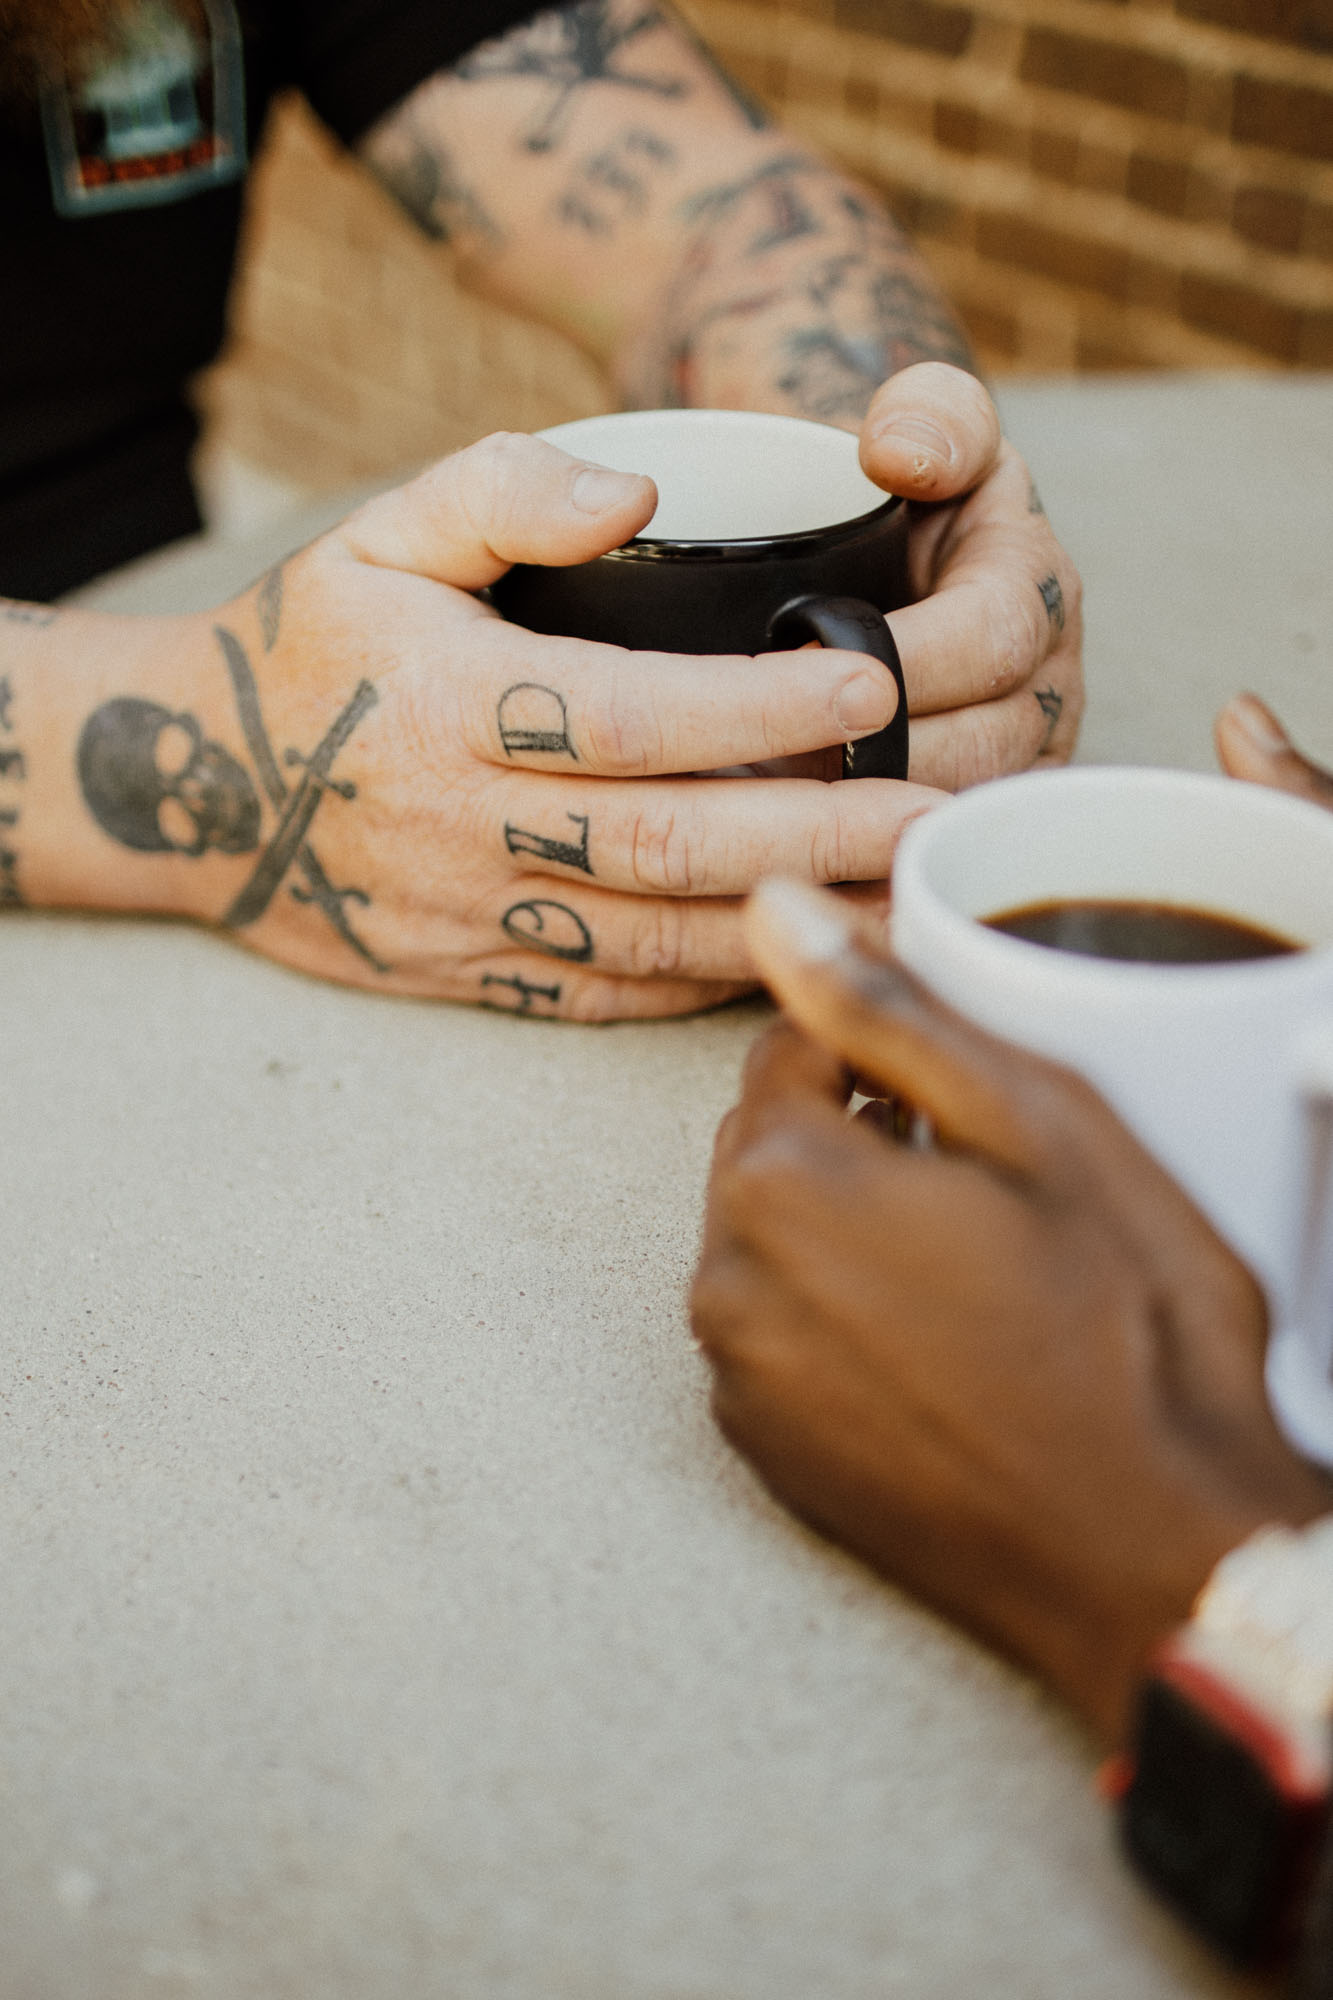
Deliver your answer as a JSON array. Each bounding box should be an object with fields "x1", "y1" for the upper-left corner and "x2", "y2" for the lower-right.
[
  {"x1": 582, "y1": 684, "x2": 659, "y2": 778},
  {"x1": 456, "y1": 431, "x2": 529, "y2": 542},
  {"x1": 630, "y1": 806, "x2": 699, "y2": 894},
  {"x1": 559, "y1": 975, "x2": 624, "y2": 1025},
  {"x1": 688, "y1": 1260, "x2": 744, "y2": 1356},
  {"x1": 807, "y1": 801, "x2": 857, "y2": 885},
  {"x1": 720, "y1": 1131, "x2": 807, "y2": 1229},
  {"x1": 982, "y1": 576, "x2": 1046, "y2": 696},
  {"x1": 631, "y1": 898, "x2": 691, "y2": 978}
]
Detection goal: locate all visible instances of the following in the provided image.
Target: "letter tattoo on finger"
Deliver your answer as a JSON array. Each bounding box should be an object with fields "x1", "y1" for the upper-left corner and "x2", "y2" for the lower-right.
[
  {"x1": 1037, "y1": 574, "x2": 1066, "y2": 632},
  {"x1": 504, "y1": 813, "x2": 592, "y2": 873},
  {"x1": 501, "y1": 898, "x2": 594, "y2": 962},
  {"x1": 1035, "y1": 685, "x2": 1063, "y2": 750},
  {"x1": 480, "y1": 972, "x2": 563, "y2": 1015},
  {"x1": 497, "y1": 683, "x2": 578, "y2": 759}
]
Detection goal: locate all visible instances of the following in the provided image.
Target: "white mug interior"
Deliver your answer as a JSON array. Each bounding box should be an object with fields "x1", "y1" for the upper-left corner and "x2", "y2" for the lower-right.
[
  {"x1": 538, "y1": 409, "x2": 889, "y2": 543},
  {"x1": 907, "y1": 765, "x2": 1333, "y2": 949}
]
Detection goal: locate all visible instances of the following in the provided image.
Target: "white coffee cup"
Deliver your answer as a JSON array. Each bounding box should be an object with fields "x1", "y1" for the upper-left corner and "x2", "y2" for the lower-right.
[{"x1": 890, "y1": 766, "x2": 1333, "y2": 1467}]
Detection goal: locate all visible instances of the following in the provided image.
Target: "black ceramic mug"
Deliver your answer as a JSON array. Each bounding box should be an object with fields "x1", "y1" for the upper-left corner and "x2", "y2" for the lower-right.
[{"x1": 489, "y1": 409, "x2": 911, "y2": 781}]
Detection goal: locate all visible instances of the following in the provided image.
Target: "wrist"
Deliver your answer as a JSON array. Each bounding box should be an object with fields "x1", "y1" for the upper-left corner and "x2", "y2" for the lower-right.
[
  {"x1": 4, "y1": 603, "x2": 223, "y2": 922},
  {"x1": 1111, "y1": 1513, "x2": 1333, "y2": 1970},
  {"x1": 1060, "y1": 1455, "x2": 1333, "y2": 1747}
]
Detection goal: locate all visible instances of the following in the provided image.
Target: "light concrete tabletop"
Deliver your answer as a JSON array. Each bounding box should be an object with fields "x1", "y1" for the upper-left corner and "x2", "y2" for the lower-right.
[{"x1": 5, "y1": 376, "x2": 1331, "y2": 2000}]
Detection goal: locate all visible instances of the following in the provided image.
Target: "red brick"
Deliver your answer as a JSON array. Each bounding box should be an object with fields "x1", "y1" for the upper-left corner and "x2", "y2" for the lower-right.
[
  {"x1": 1030, "y1": 128, "x2": 1080, "y2": 181},
  {"x1": 833, "y1": 0, "x2": 975, "y2": 56},
  {"x1": 844, "y1": 73, "x2": 879, "y2": 117},
  {"x1": 1122, "y1": 257, "x2": 1181, "y2": 313},
  {"x1": 1231, "y1": 183, "x2": 1308, "y2": 251},
  {"x1": 977, "y1": 211, "x2": 1130, "y2": 295},
  {"x1": 1077, "y1": 331, "x2": 1154, "y2": 370},
  {"x1": 934, "y1": 100, "x2": 980, "y2": 152},
  {"x1": 1306, "y1": 198, "x2": 1333, "y2": 257},
  {"x1": 873, "y1": 175, "x2": 925, "y2": 234},
  {"x1": 1020, "y1": 28, "x2": 1190, "y2": 121},
  {"x1": 1232, "y1": 75, "x2": 1333, "y2": 161},
  {"x1": 959, "y1": 300, "x2": 1022, "y2": 356},
  {"x1": 1179, "y1": 272, "x2": 1303, "y2": 357},
  {"x1": 931, "y1": 101, "x2": 1029, "y2": 163},
  {"x1": 1126, "y1": 152, "x2": 1191, "y2": 216},
  {"x1": 1185, "y1": 166, "x2": 1231, "y2": 226},
  {"x1": 975, "y1": 108, "x2": 1031, "y2": 165},
  {"x1": 1078, "y1": 140, "x2": 1128, "y2": 195},
  {"x1": 1175, "y1": 0, "x2": 1333, "y2": 54}
]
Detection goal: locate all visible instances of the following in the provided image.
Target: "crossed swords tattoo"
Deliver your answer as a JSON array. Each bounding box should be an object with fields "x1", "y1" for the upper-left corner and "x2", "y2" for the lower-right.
[{"x1": 213, "y1": 627, "x2": 388, "y2": 972}]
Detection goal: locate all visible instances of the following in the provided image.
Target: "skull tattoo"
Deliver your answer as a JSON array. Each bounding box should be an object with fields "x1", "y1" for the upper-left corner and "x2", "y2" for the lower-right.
[{"x1": 77, "y1": 698, "x2": 261, "y2": 856}]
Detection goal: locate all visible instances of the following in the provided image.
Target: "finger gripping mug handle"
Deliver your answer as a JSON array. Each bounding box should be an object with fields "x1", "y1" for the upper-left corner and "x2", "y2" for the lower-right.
[{"x1": 767, "y1": 594, "x2": 909, "y2": 781}]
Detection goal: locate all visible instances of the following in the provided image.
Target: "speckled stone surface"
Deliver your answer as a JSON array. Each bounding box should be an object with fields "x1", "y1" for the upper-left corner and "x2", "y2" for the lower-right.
[{"x1": 5, "y1": 377, "x2": 1330, "y2": 1999}]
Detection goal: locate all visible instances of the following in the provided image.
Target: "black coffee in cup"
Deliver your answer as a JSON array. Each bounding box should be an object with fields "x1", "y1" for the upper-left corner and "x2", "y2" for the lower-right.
[{"x1": 984, "y1": 898, "x2": 1301, "y2": 964}]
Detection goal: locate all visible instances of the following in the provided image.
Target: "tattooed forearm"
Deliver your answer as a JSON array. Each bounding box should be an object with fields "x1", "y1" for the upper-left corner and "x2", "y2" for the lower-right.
[
  {"x1": 497, "y1": 683, "x2": 578, "y2": 759},
  {"x1": 0, "y1": 675, "x2": 24, "y2": 907},
  {"x1": 0, "y1": 598, "x2": 57, "y2": 628},
  {"x1": 504, "y1": 813, "x2": 593, "y2": 872},
  {"x1": 557, "y1": 127, "x2": 674, "y2": 236},
  {"x1": 480, "y1": 971, "x2": 563, "y2": 1014},
  {"x1": 1035, "y1": 685, "x2": 1063, "y2": 749},
  {"x1": 1037, "y1": 574, "x2": 1066, "y2": 631},
  {"x1": 365, "y1": 105, "x2": 505, "y2": 257},
  {"x1": 501, "y1": 897, "x2": 594, "y2": 960},
  {"x1": 456, "y1": 0, "x2": 686, "y2": 153},
  {"x1": 633, "y1": 157, "x2": 973, "y2": 419}
]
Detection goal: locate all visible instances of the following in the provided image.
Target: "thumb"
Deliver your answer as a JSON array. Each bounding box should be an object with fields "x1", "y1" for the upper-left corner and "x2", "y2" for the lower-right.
[
  {"x1": 335, "y1": 431, "x2": 657, "y2": 590},
  {"x1": 1214, "y1": 694, "x2": 1333, "y2": 811},
  {"x1": 742, "y1": 876, "x2": 1056, "y2": 1179},
  {"x1": 859, "y1": 361, "x2": 1002, "y2": 503}
]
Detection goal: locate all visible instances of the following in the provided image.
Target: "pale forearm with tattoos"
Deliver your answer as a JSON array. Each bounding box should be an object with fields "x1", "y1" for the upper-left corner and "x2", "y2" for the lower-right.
[{"x1": 360, "y1": 0, "x2": 972, "y2": 426}]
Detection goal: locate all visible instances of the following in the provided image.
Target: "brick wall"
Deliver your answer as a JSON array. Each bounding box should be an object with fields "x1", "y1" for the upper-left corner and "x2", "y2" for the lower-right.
[
  {"x1": 685, "y1": 0, "x2": 1333, "y2": 373},
  {"x1": 202, "y1": 0, "x2": 1333, "y2": 491}
]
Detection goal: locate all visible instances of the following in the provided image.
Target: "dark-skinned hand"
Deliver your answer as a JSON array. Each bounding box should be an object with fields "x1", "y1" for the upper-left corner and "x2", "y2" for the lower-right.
[{"x1": 691, "y1": 700, "x2": 1333, "y2": 1744}]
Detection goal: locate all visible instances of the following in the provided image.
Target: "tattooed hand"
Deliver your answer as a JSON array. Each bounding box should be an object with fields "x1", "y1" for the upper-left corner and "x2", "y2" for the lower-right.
[
  {"x1": 360, "y1": 4, "x2": 1083, "y2": 793},
  {"x1": 22, "y1": 434, "x2": 940, "y2": 1018},
  {"x1": 854, "y1": 363, "x2": 1084, "y2": 788}
]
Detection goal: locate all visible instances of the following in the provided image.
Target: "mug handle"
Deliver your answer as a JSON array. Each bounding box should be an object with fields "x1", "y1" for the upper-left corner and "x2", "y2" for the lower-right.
[
  {"x1": 1265, "y1": 1024, "x2": 1333, "y2": 1469},
  {"x1": 767, "y1": 594, "x2": 909, "y2": 781}
]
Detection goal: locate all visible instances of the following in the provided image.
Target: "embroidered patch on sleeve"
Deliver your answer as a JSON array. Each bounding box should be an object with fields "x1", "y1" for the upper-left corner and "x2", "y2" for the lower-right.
[{"x1": 40, "y1": 0, "x2": 245, "y2": 218}]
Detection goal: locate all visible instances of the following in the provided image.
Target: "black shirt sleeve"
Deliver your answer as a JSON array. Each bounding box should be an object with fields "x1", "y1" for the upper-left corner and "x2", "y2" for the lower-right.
[{"x1": 279, "y1": 0, "x2": 551, "y2": 145}]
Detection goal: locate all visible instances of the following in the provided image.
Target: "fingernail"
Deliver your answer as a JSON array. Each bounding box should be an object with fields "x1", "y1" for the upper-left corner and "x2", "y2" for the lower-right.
[
  {"x1": 571, "y1": 463, "x2": 644, "y2": 514},
  {"x1": 834, "y1": 668, "x2": 896, "y2": 737},
  {"x1": 866, "y1": 414, "x2": 953, "y2": 473},
  {"x1": 1227, "y1": 691, "x2": 1290, "y2": 754},
  {"x1": 749, "y1": 879, "x2": 853, "y2": 964}
]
